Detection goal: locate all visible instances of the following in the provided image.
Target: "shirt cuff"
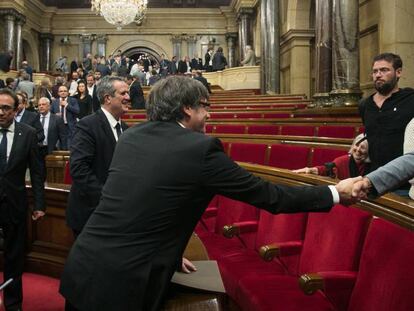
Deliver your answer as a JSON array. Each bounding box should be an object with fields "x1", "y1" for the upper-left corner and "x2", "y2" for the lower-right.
[{"x1": 328, "y1": 185, "x2": 340, "y2": 204}]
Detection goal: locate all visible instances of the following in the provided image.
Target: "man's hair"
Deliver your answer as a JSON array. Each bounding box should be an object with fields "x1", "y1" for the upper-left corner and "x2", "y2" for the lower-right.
[
  {"x1": 0, "y1": 88, "x2": 19, "y2": 110},
  {"x1": 96, "y1": 76, "x2": 125, "y2": 105},
  {"x1": 373, "y1": 53, "x2": 403, "y2": 70},
  {"x1": 16, "y1": 91, "x2": 28, "y2": 103},
  {"x1": 5, "y1": 77, "x2": 14, "y2": 85},
  {"x1": 146, "y1": 76, "x2": 209, "y2": 122},
  {"x1": 86, "y1": 73, "x2": 95, "y2": 80},
  {"x1": 38, "y1": 97, "x2": 50, "y2": 105}
]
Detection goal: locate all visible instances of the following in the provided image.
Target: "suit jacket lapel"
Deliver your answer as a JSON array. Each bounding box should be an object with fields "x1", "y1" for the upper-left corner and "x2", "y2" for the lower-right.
[
  {"x1": 7, "y1": 123, "x2": 23, "y2": 172},
  {"x1": 97, "y1": 110, "x2": 116, "y2": 145}
]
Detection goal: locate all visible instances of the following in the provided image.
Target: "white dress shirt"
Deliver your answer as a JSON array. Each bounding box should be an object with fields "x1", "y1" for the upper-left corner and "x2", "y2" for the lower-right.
[
  {"x1": 0, "y1": 121, "x2": 16, "y2": 162},
  {"x1": 101, "y1": 107, "x2": 122, "y2": 141},
  {"x1": 40, "y1": 112, "x2": 51, "y2": 145}
]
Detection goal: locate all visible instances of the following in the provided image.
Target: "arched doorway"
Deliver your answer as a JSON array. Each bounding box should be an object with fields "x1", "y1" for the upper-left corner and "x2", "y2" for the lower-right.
[{"x1": 123, "y1": 47, "x2": 161, "y2": 67}]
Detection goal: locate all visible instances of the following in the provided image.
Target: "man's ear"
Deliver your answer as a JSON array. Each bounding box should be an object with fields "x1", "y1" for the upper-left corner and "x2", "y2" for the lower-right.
[{"x1": 182, "y1": 105, "x2": 193, "y2": 118}]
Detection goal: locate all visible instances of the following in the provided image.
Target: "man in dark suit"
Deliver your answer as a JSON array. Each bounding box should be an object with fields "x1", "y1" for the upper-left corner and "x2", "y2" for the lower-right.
[
  {"x1": 60, "y1": 76, "x2": 356, "y2": 311},
  {"x1": 130, "y1": 73, "x2": 145, "y2": 109},
  {"x1": 86, "y1": 74, "x2": 100, "y2": 112},
  {"x1": 0, "y1": 50, "x2": 13, "y2": 73},
  {"x1": 0, "y1": 88, "x2": 45, "y2": 311},
  {"x1": 191, "y1": 54, "x2": 203, "y2": 71},
  {"x1": 65, "y1": 76, "x2": 129, "y2": 238},
  {"x1": 193, "y1": 70, "x2": 211, "y2": 93},
  {"x1": 169, "y1": 56, "x2": 178, "y2": 74},
  {"x1": 38, "y1": 97, "x2": 68, "y2": 180},
  {"x1": 14, "y1": 92, "x2": 45, "y2": 143},
  {"x1": 51, "y1": 85, "x2": 79, "y2": 147}
]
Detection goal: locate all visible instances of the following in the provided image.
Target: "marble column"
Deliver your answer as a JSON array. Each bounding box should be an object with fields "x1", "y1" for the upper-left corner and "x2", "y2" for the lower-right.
[
  {"x1": 225, "y1": 33, "x2": 237, "y2": 68},
  {"x1": 238, "y1": 8, "x2": 254, "y2": 61},
  {"x1": 171, "y1": 35, "x2": 182, "y2": 60},
  {"x1": 313, "y1": 0, "x2": 332, "y2": 107},
  {"x1": 3, "y1": 14, "x2": 16, "y2": 69},
  {"x1": 260, "y1": 0, "x2": 280, "y2": 94},
  {"x1": 80, "y1": 34, "x2": 94, "y2": 58},
  {"x1": 15, "y1": 17, "x2": 26, "y2": 70},
  {"x1": 186, "y1": 35, "x2": 197, "y2": 59},
  {"x1": 39, "y1": 33, "x2": 53, "y2": 72},
  {"x1": 96, "y1": 34, "x2": 108, "y2": 57},
  {"x1": 330, "y1": 0, "x2": 361, "y2": 106}
]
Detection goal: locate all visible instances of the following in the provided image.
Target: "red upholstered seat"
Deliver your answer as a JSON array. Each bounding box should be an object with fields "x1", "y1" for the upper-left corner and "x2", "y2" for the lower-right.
[
  {"x1": 219, "y1": 211, "x2": 308, "y2": 299},
  {"x1": 347, "y1": 219, "x2": 414, "y2": 311},
  {"x1": 318, "y1": 126, "x2": 356, "y2": 138},
  {"x1": 63, "y1": 161, "x2": 72, "y2": 184},
  {"x1": 228, "y1": 142, "x2": 268, "y2": 164},
  {"x1": 235, "y1": 112, "x2": 262, "y2": 119},
  {"x1": 281, "y1": 125, "x2": 315, "y2": 136},
  {"x1": 199, "y1": 196, "x2": 259, "y2": 260},
  {"x1": 268, "y1": 144, "x2": 310, "y2": 169},
  {"x1": 247, "y1": 125, "x2": 279, "y2": 135},
  {"x1": 236, "y1": 205, "x2": 371, "y2": 311},
  {"x1": 215, "y1": 124, "x2": 245, "y2": 134},
  {"x1": 357, "y1": 126, "x2": 365, "y2": 134},
  {"x1": 205, "y1": 124, "x2": 214, "y2": 133},
  {"x1": 311, "y1": 148, "x2": 348, "y2": 166},
  {"x1": 131, "y1": 114, "x2": 147, "y2": 119},
  {"x1": 209, "y1": 113, "x2": 235, "y2": 119},
  {"x1": 263, "y1": 113, "x2": 291, "y2": 118},
  {"x1": 195, "y1": 195, "x2": 220, "y2": 236}
]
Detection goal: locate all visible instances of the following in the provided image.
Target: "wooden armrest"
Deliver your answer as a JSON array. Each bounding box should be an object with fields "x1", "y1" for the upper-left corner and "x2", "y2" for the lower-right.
[
  {"x1": 222, "y1": 224, "x2": 239, "y2": 238},
  {"x1": 259, "y1": 243, "x2": 280, "y2": 261},
  {"x1": 299, "y1": 271, "x2": 357, "y2": 295},
  {"x1": 259, "y1": 241, "x2": 302, "y2": 261},
  {"x1": 299, "y1": 273, "x2": 324, "y2": 295},
  {"x1": 222, "y1": 221, "x2": 258, "y2": 238}
]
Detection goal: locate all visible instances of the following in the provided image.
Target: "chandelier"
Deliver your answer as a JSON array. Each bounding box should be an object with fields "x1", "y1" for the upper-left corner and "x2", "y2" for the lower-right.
[{"x1": 91, "y1": 0, "x2": 148, "y2": 30}]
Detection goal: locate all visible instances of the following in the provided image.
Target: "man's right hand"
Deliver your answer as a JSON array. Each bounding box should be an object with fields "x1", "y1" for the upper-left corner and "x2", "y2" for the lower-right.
[
  {"x1": 352, "y1": 177, "x2": 372, "y2": 199},
  {"x1": 335, "y1": 176, "x2": 365, "y2": 205}
]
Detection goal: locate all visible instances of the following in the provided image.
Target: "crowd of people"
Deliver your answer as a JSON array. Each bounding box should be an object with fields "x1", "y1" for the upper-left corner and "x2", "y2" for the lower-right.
[{"x1": 0, "y1": 50, "x2": 412, "y2": 311}]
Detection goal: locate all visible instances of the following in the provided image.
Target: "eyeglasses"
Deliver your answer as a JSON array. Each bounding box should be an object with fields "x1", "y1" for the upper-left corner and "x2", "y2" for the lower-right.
[
  {"x1": 371, "y1": 67, "x2": 392, "y2": 75},
  {"x1": 199, "y1": 100, "x2": 210, "y2": 111},
  {"x1": 0, "y1": 105, "x2": 14, "y2": 112}
]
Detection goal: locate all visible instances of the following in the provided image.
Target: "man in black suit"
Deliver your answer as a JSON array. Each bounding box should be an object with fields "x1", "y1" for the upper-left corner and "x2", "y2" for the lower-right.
[
  {"x1": 130, "y1": 73, "x2": 145, "y2": 109},
  {"x1": 60, "y1": 76, "x2": 357, "y2": 311},
  {"x1": 86, "y1": 74, "x2": 100, "y2": 112},
  {"x1": 38, "y1": 97, "x2": 68, "y2": 180},
  {"x1": 14, "y1": 92, "x2": 45, "y2": 143},
  {"x1": 0, "y1": 50, "x2": 13, "y2": 73},
  {"x1": 65, "y1": 76, "x2": 129, "y2": 238},
  {"x1": 169, "y1": 56, "x2": 178, "y2": 74},
  {"x1": 50, "y1": 85, "x2": 79, "y2": 147},
  {"x1": 193, "y1": 70, "x2": 211, "y2": 93},
  {"x1": 0, "y1": 88, "x2": 45, "y2": 311}
]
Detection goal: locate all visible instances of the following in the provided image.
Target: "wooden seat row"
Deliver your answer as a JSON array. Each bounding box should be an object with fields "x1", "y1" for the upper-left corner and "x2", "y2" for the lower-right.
[{"x1": 207, "y1": 124, "x2": 364, "y2": 139}]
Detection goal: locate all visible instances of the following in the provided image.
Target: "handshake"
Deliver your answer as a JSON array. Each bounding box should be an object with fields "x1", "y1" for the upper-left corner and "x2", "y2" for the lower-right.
[{"x1": 334, "y1": 176, "x2": 373, "y2": 205}]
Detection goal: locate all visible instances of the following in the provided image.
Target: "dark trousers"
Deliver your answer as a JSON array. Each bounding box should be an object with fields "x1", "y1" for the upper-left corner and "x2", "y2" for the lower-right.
[
  {"x1": 0, "y1": 202, "x2": 26, "y2": 311},
  {"x1": 65, "y1": 300, "x2": 81, "y2": 311},
  {"x1": 38, "y1": 145, "x2": 49, "y2": 182}
]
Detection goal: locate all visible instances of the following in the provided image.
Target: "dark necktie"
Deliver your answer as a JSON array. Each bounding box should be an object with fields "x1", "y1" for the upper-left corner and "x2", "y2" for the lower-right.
[
  {"x1": 0, "y1": 129, "x2": 8, "y2": 175},
  {"x1": 41, "y1": 115, "x2": 45, "y2": 127},
  {"x1": 115, "y1": 123, "x2": 122, "y2": 140}
]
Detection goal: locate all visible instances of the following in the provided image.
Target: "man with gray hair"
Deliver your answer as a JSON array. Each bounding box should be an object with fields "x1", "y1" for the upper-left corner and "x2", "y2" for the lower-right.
[
  {"x1": 60, "y1": 75, "x2": 357, "y2": 311},
  {"x1": 65, "y1": 76, "x2": 129, "y2": 238},
  {"x1": 38, "y1": 96, "x2": 68, "y2": 180},
  {"x1": 240, "y1": 45, "x2": 256, "y2": 66}
]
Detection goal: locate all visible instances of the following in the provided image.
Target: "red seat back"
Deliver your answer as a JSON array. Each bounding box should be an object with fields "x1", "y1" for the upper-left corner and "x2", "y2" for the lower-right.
[
  {"x1": 229, "y1": 142, "x2": 268, "y2": 165},
  {"x1": 348, "y1": 219, "x2": 414, "y2": 311},
  {"x1": 63, "y1": 161, "x2": 72, "y2": 185},
  {"x1": 311, "y1": 148, "x2": 348, "y2": 166},
  {"x1": 247, "y1": 125, "x2": 279, "y2": 135},
  {"x1": 318, "y1": 126, "x2": 355, "y2": 139},
  {"x1": 281, "y1": 125, "x2": 315, "y2": 136},
  {"x1": 299, "y1": 205, "x2": 371, "y2": 274},
  {"x1": 215, "y1": 125, "x2": 245, "y2": 134},
  {"x1": 268, "y1": 144, "x2": 310, "y2": 169}
]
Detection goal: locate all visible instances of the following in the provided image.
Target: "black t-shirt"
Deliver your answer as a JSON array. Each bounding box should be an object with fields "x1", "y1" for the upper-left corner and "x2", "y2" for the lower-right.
[{"x1": 359, "y1": 88, "x2": 414, "y2": 173}]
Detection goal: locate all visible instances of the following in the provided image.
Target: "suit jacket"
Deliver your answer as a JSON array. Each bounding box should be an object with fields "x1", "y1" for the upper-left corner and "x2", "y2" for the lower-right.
[
  {"x1": 366, "y1": 151, "x2": 414, "y2": 195},
  {"x1": 51, "y1": 96, "x2": 79, "y2": 138},
  {"x1": 177, "y1": 60, "x2": 189, "y2": 74},
  {"x1": 45, "y1": 113, "x2": 68, "y2": 154},
  {"x1": 0, "y1": 122, "x2": 44, "y2": 223},
  {"x1": 66, "y1": 109, "x2": 128, "y2": 232},
  {"x1": 169, "y1": 61, "x2": 178, "y2": 74},
  {"x1": 194, "y1": 76, "x2": 211, "y2": 93},
  {"x1": 130, "y1": 80, "x2": 145, "y2": 109},
  {"x1": 191, "y1": 58, "x2": 203, "y2": 70},
  {"x1": 19, "y1": 109, "x2": 45, "y2": 143},
  {"x1": 60, "y1": 121, "x2": 334, "y2": 311},
  {"x1": 90, "y1": 84, "x2": 100, "y2": 112}
]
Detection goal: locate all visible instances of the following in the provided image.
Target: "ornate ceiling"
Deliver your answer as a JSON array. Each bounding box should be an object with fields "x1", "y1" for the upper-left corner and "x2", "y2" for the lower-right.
[{"x1": 40, "y1": 0, "x2": 231, "y2": 9}]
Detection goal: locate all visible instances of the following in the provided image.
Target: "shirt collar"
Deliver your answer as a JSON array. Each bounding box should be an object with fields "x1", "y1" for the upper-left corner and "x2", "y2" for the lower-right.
[
  {"x1": 2, "y1": 121, "x2": 15, "y2": 133},
  {"x1": 17, "y1": 108, "x2": 25, "y2": 117},
  {"x1": 101, "y1": 107, "x2": 120, "y2": 129}
]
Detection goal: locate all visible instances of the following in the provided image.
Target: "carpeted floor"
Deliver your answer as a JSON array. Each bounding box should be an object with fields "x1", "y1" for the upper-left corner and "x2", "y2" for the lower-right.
[{"x1": 1, "y1": 272, "x2": 64, "y2": 311}]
